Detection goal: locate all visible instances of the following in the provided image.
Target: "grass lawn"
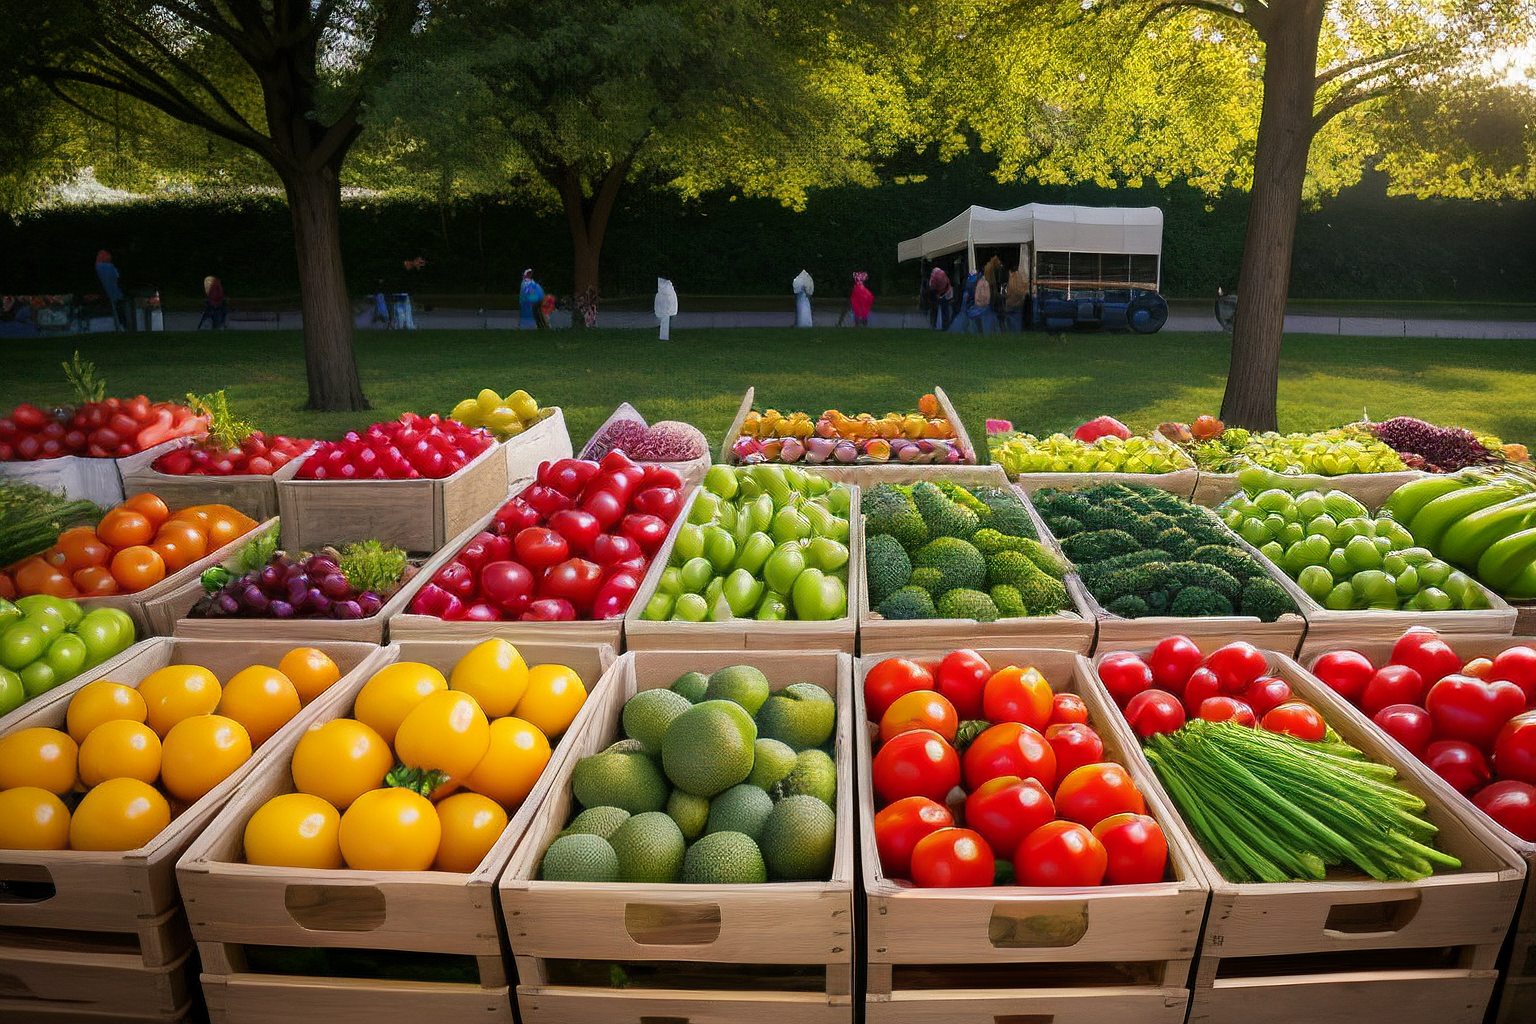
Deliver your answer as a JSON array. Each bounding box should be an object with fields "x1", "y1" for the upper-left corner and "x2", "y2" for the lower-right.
[{"x1": 4, "y1": 329, "x2": 1535, "y2": 451}]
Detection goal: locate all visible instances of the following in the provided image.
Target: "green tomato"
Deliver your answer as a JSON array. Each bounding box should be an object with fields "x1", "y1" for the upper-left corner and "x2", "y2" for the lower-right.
[
  {"x1": 732, "y1": 533, "x2": 776, "y2": 577},
  {"x1": 1295, "y1": 492, "x2": 1327, "y2": 521},
  {"x1": 723, "y1": 569, "x2": 765, "y2": 617},
  {"x1": 802, "y1": 501, "x2": 835, "y2": 538},
  {"x1": 805, "y1": 473, "x2": 831, "y2": 498},
  {"x1": 1277, "y1": 522, "x2": 1305, "y2": 548},
  {"x1": 1394, "y1": 565, "x2": 1420, "y2": 596},
  {"x1": 15, "y1": 594, "x2": 84, "y2": 627},
  {"x1": 1338, "y1": 517, "x2": 1375, "y2": 540},
  {"x1": 1238, "y1": 517, "x2": 1274, "y2": 547},
  {"x1": 0, "y1": 598, "x2": 21, "y2": 633},
  {"x1": 763, "y1": 543, "x2": 807, "y2": 596},
  {"x1": 672, "y1": 523, "x2": 706, "y2": 563},
  {"x1": 1306, "y1": 515, "x2": 1341, "y2": 545},
  {"x1": 1327, "y1": 548, "x2": 1352, "y2": 579},
  {"x1": 1260, "y1": 541, "x2": 1286, "y2": 566},
  {"x1": 704, "y1": 576, "x2": 725, "y2": 608},
  {"x1": 782, "y1": 465, "x2": 809, "y2": 495},
  {"x1": 680, "y1": 557, "x2": 716, "y2": 594},
  {"x1": 1352, "y1": 570, "x2": 1399, "y2": 609},
  {"x1": 1324, "y1": 582, "x2": 1357, "y2": 611},
  {"x1": 689, "y1": 491, "x2": 721, "y2": 525},
  {"x1": 747, "y1": 495, "x2": 775, "y2": 534},
  {"x1": 0, "y1": 621, "x2": 48, "y2": 671},
  {"x1": 732, "y1": 506, "x2": 755, "y2": 547},
  {"x1": 1375, "y1": 519, "x2": 1415, "y2": 549},
  {"x1": 755, "y1": 591, "x2": 790, "y2": 621},
  {"x1": 791, "y1": 568, "x2": 846, "y2": 621},
  {"x1": 673, "y1": 593, "x2": 709, "y2": 622},
  {"x1": 1297, "y1": 564, "x2": 1335, "y2": 603},
  {"x1": 771, "y1": 507, "x2": 812, "y2": 545},
  {"x1": 1411, "y1": 587, "x2": 1454, "y2": 612},
  {"x1": 1444, "y1": 571, "x2": 1486, "y2": 610},
  {"x1": 1398, "y1": 547, "x2": 1435, "y2": 567},
  {"x1": 1344, "y1": 535, "x2": 1384, "y2": 572},
  {"x1": 19, "y1": 659, "x2": 57, "y2": 699},
  {"x1": 736, "y1": 473, "x2": 763, "y2": 500},
  {"x1": 1383, "y1": 552, "x2": 1409, "y2": 578},
  {"x1": 44, "y1": 633, "x2": 88, "y2": 682},
  {"x1": 715, "y1": 500, "x2": 738, "y2": 534},
  {"x1": 74, "y1": 612, "x2": 126, "y2": 668},
  {"x1": 804, "y1": 537, "x2": 850, "y2": 573},
  {"x1": 703, "y1": 526, "x2": 738, "y2": 573},
  {"x1": 641, "y1": 591, "x2": 675, "y2": 621},
  {"x1": 703, "y1": 464, "x2": 739, "y2": 500},
  {"x1": 25, "y1": 610, "x2": 66, "y2": 640},
  {"x1": 824, "y1": 485, "x2": 851, "y2": 516},
  {"x1": 658, "y1": 567, "x2": 684, "y2": 596},
  {"x1": 0, "y1": 667, "x2": 24, "y2": 716},
  {"x1": 1417, "y1": 560, "x2": 1452, "y2": 588},
  {"x1": 1371, "y1": 535, "x2": 1394, "y2": 556},
  {"x1": 1254, "y1": 488, "x2": 1294, "y2": 514}
]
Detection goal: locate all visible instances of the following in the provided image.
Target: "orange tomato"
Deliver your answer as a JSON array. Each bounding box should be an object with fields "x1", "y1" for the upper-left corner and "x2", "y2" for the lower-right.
[
  {"x1": 243, "y1": 793, "x2": 343, "y2": 869},
  {"x1": 54, "y1": 526, "x2": 112, "y2": 572},
  {"x1": 78, "y1": 720, "x2": 162, "y2": 787},
  {"x1": 278, "y1": 648, "x2": 341, "y2": 704},
  {"x1": 138, "y1": 664, "x2": 222, "y2": 736},
  {"x1": 13, "y1": 557, "x2": 76, "y2": 598},
  {"x1": 97, "y1": 509, "x2": 155, "y2": 549},
  {"x1": 290, "y1": 718, "x2": 393, "y2": 810},
  {"x1": 0, "y1": 727, "x2": 79, "y2": 794},
  {"x1": 0, "y1": 573, "x2": 14, "y2": 600},
  {"x1": 120, "y1": 493, "x2": 170, "y2": 530},
  {"x1": 73, "y1": 566, "x2": 120, "y2": 596},
  {"x1": 66, "y1": 680, "x2": 148, "y2": 743},
  {"x1": 512, "y1": 664, "x2": 587, "y2": 739},
  {"x1": 218, "y1": 665, "x2": 301, "y2": 746},
  {"x1": 393, "y1": 690, "x2": 490, "y2": 780},
  {"x1": 204, "y1": 508, "x2": 256, "y2": 550},
  {"x1": 338, "y1": 788, "x2": 441, "y2": 871},
  {"x1": 465, "y1": 717, "x2": 550, "y2": 809},
  {"x1": 0, "y1": 787, "x2": 71, "y2": 850},
  {"x1": 160, "y1": 714, "x2": 251, "y2": 802},
  {"x1": 111, "y1": 546, "x2": 166, "y2": 593},
  {"x1": 880, "y1": 689, "x2": 959, "y2": 744},
  {"x1": 69, "y1": 778, "x2": 171, "y2": 852},
  {"x1": 164, "y1": 507, "x2": 210, "y2": 530},
  {"x1": 433, "y1": 792, "x2": 507, "y2": 872},
  {"x1": 353, "y1": 663, "x2": 448, "y2": 745},
  {"x1": 151, "y1": 521, "x2": 207, "y2": 573}
]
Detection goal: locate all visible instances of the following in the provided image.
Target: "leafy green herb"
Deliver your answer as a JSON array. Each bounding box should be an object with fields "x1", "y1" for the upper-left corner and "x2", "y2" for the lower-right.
[
  {"x1": 187, "y1": 389, "x2": 255, "y2": 452},
  {"x1": 237, "y1": 521, "x2": 280, "y2": 574},
  {"x1": 62, "y1": 351, "x2": 106, "y2": 405},
  {"x1": 0, "y1": 482, "x2": 104, "y2": 566},
  {"x1": 201, "y1": 566, "x2": 233, "y2": 593},
  {"x1": 338, "y1": 539, "x2": 408, "y2": 594}
]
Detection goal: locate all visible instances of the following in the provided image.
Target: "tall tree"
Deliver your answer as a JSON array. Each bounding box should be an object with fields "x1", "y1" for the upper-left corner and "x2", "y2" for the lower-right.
[{"x1": 2, "y1": 0, "x2": 425, "y2": 411}]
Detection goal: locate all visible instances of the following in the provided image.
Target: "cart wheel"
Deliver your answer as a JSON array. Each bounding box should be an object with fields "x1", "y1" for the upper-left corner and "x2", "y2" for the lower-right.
[{"x1": 1127, "y1": 292, "x2": 1168, "y2": 334}]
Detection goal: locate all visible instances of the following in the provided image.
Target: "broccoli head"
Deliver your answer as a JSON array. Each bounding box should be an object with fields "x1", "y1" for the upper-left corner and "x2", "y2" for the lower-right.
[
  {"x1": 1016, "y1": 573, "x2": 1069, "y2": 616},
  {"x1": 1240, "y1": 576, "x2": 1295, "y2": 622},
  {"x1": 980, "y1": 539, "x2": 1068, "y2": 580},
  {"x1": 1061, "y1": 529, "x2": 1143, "y2": 563},
  {"x1": 987, "y1": 549, "x2": 1045, "y2": 588},
  {"x1": 1093, "y1": 562, "x2": 1179, "y2": 603},
  {"x1": 910, "y1": 567, "x2": 944, "y2": 594},
  {"x1": 1168, "y1": 561, "x2": 1242, "y2": 603},
  {"x1": 1191, "y1": 544, "x2": 1267, "y2": 582},
  {"x1": 912, "y1": 481, "x2": 980, "y2": 540},
  {"x1": 1170, "y1": 586, "x2": 1235, "y2": 618},
  {"x1": 1105, "y1": 594, "x2": 1151, "y2": 618},
  {"x1": 911, "y1": 537, "x2": 987, "y2": 594},
  {"x1": 1153, "y1": 527, "x2": 1197, "y2": 559},
  {"x1": 1044, "y1": 514, "x2": 1084, "y2": 537},
  {"x1": 877, "y1": 586, "x2": 936, "y2": 620},
  {"x1": 936, "y1": 587, "x2": 1000, "y2": 622},
  {"x1": 864, "y1": 533, "x2": 913, "y2": 606},
  {"x1": 990, "y1": 584, "x2": 1027, "y2": 618},
  {"x1": 973, "y1": 487, "x2": 1037, "y2": 538},
  {"x1": 865, "y1": 484, "x2": 929, "y2": 549}
]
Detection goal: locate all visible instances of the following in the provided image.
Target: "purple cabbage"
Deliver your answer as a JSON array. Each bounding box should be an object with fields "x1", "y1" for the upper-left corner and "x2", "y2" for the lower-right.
[
  {"x1": 1372, "y1": 417, "x2": 1497, "y2": 472},
  {"x1": 637, "y1": 420, "x2": 708, "y2": 461}
]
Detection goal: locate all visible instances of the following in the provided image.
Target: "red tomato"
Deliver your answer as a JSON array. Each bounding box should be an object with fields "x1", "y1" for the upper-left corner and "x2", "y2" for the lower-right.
[
  {"x1": 1361, "y1": 665, "x2": 1424, "y2": 717},
  {"x1": 1243, "y1": 677, "x2": 1293, "y2": 719},
  {"x1": 1373, "y1": 704, "x2": 1435, "y2": 759},
  {"x1": 588, "y1": 532, "x2": 642, "y2": 566},
  {"x1": 1049, "y1": 693, "x2": 1089, "y2": 726},
  {"x1": 1261, "y1": 702, "x2": 1326, "y2": 742},
  {"x1": 1198, "y1": 697, "x2": 1256, "y2": 727},
  {"x1": 591, "y1": 572, "x2": 641, "y2": 620},
  {"x1": 457, "y1": 531, "x2": 508, "y2": 571},
  {"x1": 540, "y1": 558, "x2": 604, "y2": 614},
  {"x1": 879, "y1": 690, "x2": 958, "y2": 744},
  {"x1": 1489, "y1": 646, "x2": 1536, "y2": 706},
  {"x1": 520, "y1": 598, "x2": 577, "y2": 621},
  {"x1": 1493, "y1": 710, "x2": 1536, "y2": 784},
  {"x1": 433, "y1": 561, "x2": 477, "y2": 600},
  {"x1": 1205, "y1": 642, "x2": 1267, "y2": 694},
  {"x1": 1424, "y1": 739, "x2": 1491, "y2": 795},
  {"x1": 962, "y1": 722, "x2": 1056, "y2": 793},
  {"x1": 513, "y1": 527, "x2": 569, "y2": 570},
  {"x1": 479, "y1": 561, "x2": 535, "y2": 615},
  {"x1": 872, "y1": 729, "x2": 960, "y2": 804},
  {"x1": 864, "y1": 658, "x2": 936, "y2": 722},
  {"x1": 873, "y1": 796, "x2": 954, "y2": 878},
  {"x1": 935, "y1": 649, "x2": 991, "y2": 719},
  {"x1": 494, "y1": 499, "x2": 541, "y2": 535},
  {"x1": 1097, "y1": 652, "x2": 1153, "y2": 708},
  {"x1": 910, "y1": 828, "x2": 995, "y2": 888},
  {"x1": 1124, "y1": 689, "x2": 1186, "y2": 739},
  {"x1": 546, "y1": 509, "x2": 602, "y2": 555},
  {"x1": 581, "y1": 487, "x2": 626, "y2": 530},
  {"x1": 964, "y1": 776, "x2": 1055, "y2": 860},
  {"x1": 1425, "y1": 674, "x2": 1526, "y2": 751},
  {"x1": 1472, "y1": 780, "x2": 1536, "y2": 842},
  {"x1": 1054, "y1": 763, "x2": 1146, "y2": 827},
  {"x1": 1092, "y1": 812, "x2": 1169, "y2": 885},
  {"x1": 1149, "y1": 635, "x2": 1203, "y2": 698},
  {"x1": 1311, "y1": 650, "x2": 1375, "y2": 704},
  {"x1": 631, "y1": 487, "x2": 682, "y2": 523},
  {"x1": 1390, "y1": 629, "x2": 1463, "y2": 689},
  {"x1": 1044, "y1": 723, "x2": 1105, "y2": 778},
  {"x1": 982, "y1": 665, "x2": 1053, "y2": 730},
  {"x1": 619, "y1": 514, "x2": 670, "y2": 556},
  {"x1": 1181, "y1": 668, "x2": 1222, "y2": 716},
  {"x1": 1016, "y1": 821, "x2": 1107, "y2": 887}
]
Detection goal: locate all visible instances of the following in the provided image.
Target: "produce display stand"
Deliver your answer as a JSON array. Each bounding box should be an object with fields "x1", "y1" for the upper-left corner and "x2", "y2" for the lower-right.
[
  {"x1": 77, "y1": 516, "x2": 280, "y2": 638},
  {"x1": 1189, "y1": 468, "x2": 1428, "y2": 509},
  {"x1": 387, "y1": 478, "x2": 697, "y2": 650},
  {"x1": 502, "y1": 407, "x2": 574, "y2": 485},
  {"x1": 855, "y1": 471, "x2": 1096, "y2": 656},
  {"x1": 500, "y1": 649, "x2": 855, "y2": 1024},
  {"x1": 175, "y1": 639, "x2": 617, "y2": 1024},
  {"x1": 855, "y1": 647, "x2": 1210, "y2": 1024},
  {"x1": 582, "y1": 402, "x2": 713, "y2": 490},
  {"x1": 0, "y1": 637, "x2": 389, "y2": 1024},
  {"x1": 622, "y1": 486, "x2": 863, "y2": 653},
  {"x1": 118, "y1": 437, "x2": 317, "y2": 521},
  {"x1": 718, "y1": 386, "x2": 981, "y2": 487},
  {"x1": 1302, "y1": 635, "x2": 1536, "y2": 1024},
  {"x1": 275, "y1": 439, "x2": 509, "y2": 553},
  {"x1": 1086, "y1": 646, "x2": 1528, "y2": 1024}
]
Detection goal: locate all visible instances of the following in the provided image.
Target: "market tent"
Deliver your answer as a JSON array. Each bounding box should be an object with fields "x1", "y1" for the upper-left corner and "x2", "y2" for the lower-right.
[{"x1": 897, "y1": 203, "x2": 1164, "y2": 270}]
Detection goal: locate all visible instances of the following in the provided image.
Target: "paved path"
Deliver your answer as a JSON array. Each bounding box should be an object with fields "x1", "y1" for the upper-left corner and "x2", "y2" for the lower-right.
[{"x1": 162, "y1": 308, "x2": 1536, "y2": 338}]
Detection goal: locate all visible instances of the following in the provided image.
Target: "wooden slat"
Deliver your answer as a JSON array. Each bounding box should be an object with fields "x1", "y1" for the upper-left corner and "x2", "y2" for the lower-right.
[
  {"x1": 516, "y1": 985, "x2": 851, "y2": 1024},
  {"x1": 1190, "y1": 969, "x2": 1497, "y2": 1024},
  {"x1": 200, "y1": 972, "x2": 512, "y2": 1024},
  {"x1": 500, "y1": 407, "x2": 573, "y2": 485},
  {"x1": 865, "y1": 986, "x2": 1190, "y2": 1024},
  {"x1": 0, "y1": 947, "x2": 191, "y2": 1016}
]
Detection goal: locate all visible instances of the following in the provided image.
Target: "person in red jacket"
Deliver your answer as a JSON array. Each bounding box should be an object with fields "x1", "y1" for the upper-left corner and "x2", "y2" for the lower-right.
[{"x1": 849, "y1": 271, "x2": 873, "y2": 327}]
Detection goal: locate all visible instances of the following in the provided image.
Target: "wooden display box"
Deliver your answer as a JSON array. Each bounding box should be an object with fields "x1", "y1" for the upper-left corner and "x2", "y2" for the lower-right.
[
  {"x1": 176, "y1": 639, "x2": 617, "y2": 1024},
  {"x1": 1002, "y1": 429, "x2": 1198, "y2": 499},
  {"x1": 0, "y1": 437, "x2": 184, "y2": 510},
  {"x1": 581, "y1": 402, "x2": 713, "y2": 490},
  {"x1": 0, "y1": 638, "x2": 387, "y2": 1021},
  {"x1": 856, "y1": 476, "x2": 1096, "y2": 656},
  {"x1": 1189, "y1": 468, "x2": 1428, "y2": 510},
  {"x1": 499, "y1": 649, "x2": 856, "y2": 1024},
  {"x1": 118, "y1": 437, "x2": 316, "y2": 522},
  {"x1": 1086, "y1": 645, "x2": 1528, "y2": 1024},
  {"x1": 502, "y1": 407, "x2": 574, "y2": 484},
  {"x1": 855, "y1": 648, "x2": 1210, "y2": 1024},
  {"x1": 622, "y1": 487, "x2": 862, "y2": 653},
  {"x1": 276, "y1": 439, "x2": 508, "y2": 554}
]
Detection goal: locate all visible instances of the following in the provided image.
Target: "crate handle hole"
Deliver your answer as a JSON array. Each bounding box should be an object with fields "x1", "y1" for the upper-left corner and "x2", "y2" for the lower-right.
[
  {"x1": 284, "y1": 885, "x2": 387, "y2": 932},
  {"x1": 639, "y1": 1018, "x2": 690, "y2": 1024},
  {"x1": 0, "y1": 866, "x2": 55, "y2": 904},
  {"x1": 1323, "y1": 894, "x2": 1421, "y2": 936},
  {"x1": 995, "y1": 1017, "x2": 1054, "y2": 1024},
  {"x1": 624, "y1": 903, "x2": 722, "y2": 946},
  {"x1": 988, "y1": 903, "x2": 1088, "y2": 948}
]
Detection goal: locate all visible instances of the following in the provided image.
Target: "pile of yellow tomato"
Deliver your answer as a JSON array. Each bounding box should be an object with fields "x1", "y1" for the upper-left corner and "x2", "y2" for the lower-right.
[
  {"x1": 0, "y1": 647, "x2": 341, "y2": 852},
  {"x1": 243, "y1": 639, "x2": 585, "y2": 874}
]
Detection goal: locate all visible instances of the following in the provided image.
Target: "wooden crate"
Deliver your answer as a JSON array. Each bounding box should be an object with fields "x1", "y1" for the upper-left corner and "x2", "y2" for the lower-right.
[
  {"x1": 79, "y1": 517, "x2": 279, "y2": 638},
  {"x1": 500, "y1": 649, "x2": 856, "y2": 1024},
  {"x1": 175, "y1": 639, "x2": 617, "y2": 1024},
  {"x1": 1085, "y1": 645, "x2": 1528, "y2": 1024},
  {"x1": 580, "y1": 402, "x2": 712, "y2": 489},
  {"x1": 0, "y1": 944, "x2": 193, "y2": 1021},
  {"x1": 1190, "y1": 469, "x2": 1429, "y2": 510},
  {"x1": 276, "y1": 439, "x2": 508, "y2": 554},
  {"x1": 855, "y1": 647, "x2": 1209, "y2": 1024},
  {"x1": 622, "y1": 487, "x2": 862, "y2": 653},
  {"x1": 1, "y1": 635, "x2": 384, "y2": 982},
  {"x1": 857, "y1": 478, "x2": 1096, "y2": 656},
  {"x1": 0, "y1": 631, "x2": 154, "y2": 735},
  {"x1": 118, "y1": 437, "x2": 316, "y2": 521},
  {"x1": 501, "y1": 407, "x2": 573, "y2": 484}
]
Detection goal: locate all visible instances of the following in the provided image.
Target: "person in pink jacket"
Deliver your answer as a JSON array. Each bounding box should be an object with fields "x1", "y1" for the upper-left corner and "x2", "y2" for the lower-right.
[{"x1": 849, "y1": 271, "x2": 874, "y2": 327}]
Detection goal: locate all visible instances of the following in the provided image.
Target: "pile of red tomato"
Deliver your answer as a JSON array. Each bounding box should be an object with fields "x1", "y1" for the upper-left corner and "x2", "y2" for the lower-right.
[
  {"x1": 0, "y1": 397, "x2": 206, "y2": 461},
  {"x1": 1312, "y1": 628, "x2": 1536, "y2": 841},
  {"x1": 295, "y1": 414, "x2": 494, "y2": 481},
  {"x1": 865, "y1": 651, "x2": 1168, "y2": 889},
  {"x1": 152, "y1": 432, "x2": 314, "y2": 476},
  {"x1": 409, "y1": 454, "x2": 683, "y2": 623}
]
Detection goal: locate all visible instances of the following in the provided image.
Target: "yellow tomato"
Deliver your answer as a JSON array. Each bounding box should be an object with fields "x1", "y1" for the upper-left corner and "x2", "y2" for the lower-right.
[
  {"x1": 78, "y1": 720, "x2": 162, "y2": 787},
  {"x1": 66, "y1": 681, "x2": 148, "y2": 743},
  {"x1": 138, "y1": 665, "x2": 222, "y2": 737},
  {"x1": 433, "y1": 792, "x2": 507, "y2": 873},
  {"x1": 394, "y1": 690, "x2": 489, "y2": 780},
  {"x1": 70, "y1": 778, "x2": 171, "y2": 851},
  {"x1": 0, "y1": 787, "x2": 71, "y2": 850},
  {"x1": 290, "y1": 718, "x2": 392, "y2": 811},
  {"x1": 0, "y1": 727, "x2": 79, "y2": 794},
  {"x1": 449, "y1": 639, "x2": 528, "y2": 717},
  {"x1": 160, "y1": 715, "x2": 251, "y2": 802},
  {"x1": 244, "y1": 793, "x2": 343, "y2": 869},
  {"x1": 353, "y1": 663, "x2": 447, "y2": 745},
  {"x1": 465, "y1": 717, "x2": 550, "y2": 809},
  {"x1": 513, "y1": 664, "x2": 587, "y2": 738},
  {"x1": 278, "y1": 647, "x2": 342, "y2": 704},
  {"x1": 218, "y1": 665, "x2": 301, "y2": 746},
  {"x1": 338, "y1": 788, "x2": 440, "y2": 870}
]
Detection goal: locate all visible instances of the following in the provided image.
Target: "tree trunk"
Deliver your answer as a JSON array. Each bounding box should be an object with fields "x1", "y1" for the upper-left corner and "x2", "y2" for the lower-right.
[
  {"x1": 551, "y1": 159, "x2": 632, "y2": 328},
  {"x1": 1219, "y1": 0, "x2": 1325, "y2": 432},
  {"x1": 284, "y1": 167, "x2": 368, "y2": 412}
]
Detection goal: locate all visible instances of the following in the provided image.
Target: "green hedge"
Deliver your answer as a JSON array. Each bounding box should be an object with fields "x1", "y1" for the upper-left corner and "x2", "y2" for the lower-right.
[{"x1": 2, "y1": 153, "x2": 1532, "y2": 303}]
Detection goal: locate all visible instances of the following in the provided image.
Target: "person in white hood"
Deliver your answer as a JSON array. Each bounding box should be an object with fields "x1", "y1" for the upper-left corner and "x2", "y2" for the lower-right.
[{"x1": 655, "y1": 277, "x2": 678, "y2": 339}]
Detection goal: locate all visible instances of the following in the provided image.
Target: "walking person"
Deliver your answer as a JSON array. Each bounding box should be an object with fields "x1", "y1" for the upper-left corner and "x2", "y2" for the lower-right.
[
  {"x1": 518, "y1": 269, "x2": 545, "y2": 330},
  {"x1": 849, "y1": 272, "x2": 873, "y2": 327},
  {"x1": 1005, "y1": 266, "x2": 1028, "y2": 332},
  {"x1": 927, "y1": 266, "x2": 951, "y2": 331},
  {"x1": 198, "y1": 276, "x2": 228, "y2": 329},
  {"x1": 95, "y1": 250, "x2": 131, "y2": 331}
]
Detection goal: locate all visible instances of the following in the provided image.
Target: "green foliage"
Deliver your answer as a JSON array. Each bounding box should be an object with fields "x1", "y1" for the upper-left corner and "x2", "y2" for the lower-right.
[
  {"x1": 911, "y1": 481, "x2": 980, "y2": 540},
  {"x1": 1240, "y1": 576, "x2": 1296, "y2": 622},
  {"x1": 864, "y1": 533, "x2": 914, "y2": 606},
  {"x1": 936, "y1": 587, "x2": 1000, "y2": 622},
  {"x1": 911, "y1": 537, "x2": 988, "y2": 594},
  {"x1": 1170, "y1": 586, "x2": 1234, "y2": 618},
  {"x1": 865, "y1": 485, "x2": 928, "y2": 550},
  {"x1": 877, "y1": 585, "x2": 937, "y2": 620},
  {"x1": 338, "y1": 540, "x2": 410, "y2": 594}
]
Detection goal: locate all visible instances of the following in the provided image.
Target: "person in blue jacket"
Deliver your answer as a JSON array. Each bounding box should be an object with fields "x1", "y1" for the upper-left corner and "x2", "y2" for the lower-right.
[
  {"x1": 95, "y1": 250, "x2": 130, "y2": 330},
  {"x1": 518, "y1": 269, "x2": 545, "y2": 329}
]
